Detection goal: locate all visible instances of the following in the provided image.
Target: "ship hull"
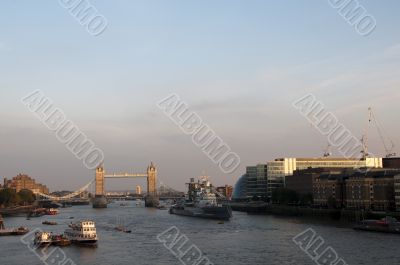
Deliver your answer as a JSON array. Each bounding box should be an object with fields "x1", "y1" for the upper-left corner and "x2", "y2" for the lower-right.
[
  {"x1": 35, "y1": 242, "x2": 52, "y2": 248},
  {"x1": 70, "y1": 239, "x2": 98, "y2": 246},
  {"x1": 353, "y1": 222, "x2": 400, "y2": 234},
  {"x1": 169, "y1": 205, "x2": 232, "y2": 220}
]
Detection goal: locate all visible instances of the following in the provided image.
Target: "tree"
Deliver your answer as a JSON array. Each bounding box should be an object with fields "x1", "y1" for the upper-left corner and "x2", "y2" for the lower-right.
[
  {"x1": 272, "y1": 188, "x2": 299, "y2": 205},
  {"x1": 18, "y1": 189, "x2": 36, "y2": 205},
  {"x1": 0, "y1": 188, "x2": 21, "y2": 207},
  {"x1": 299, "y1": 193, "x2": 313, "y2": 206}
]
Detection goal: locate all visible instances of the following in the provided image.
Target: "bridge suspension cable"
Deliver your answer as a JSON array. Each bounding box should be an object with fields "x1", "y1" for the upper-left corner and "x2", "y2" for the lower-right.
[
  {"x1": 34, "y1": 179, "x2": 95, "y2": 201},
  {"x1": 157, "y1": 180, "x2": 182, "y2": 195}
]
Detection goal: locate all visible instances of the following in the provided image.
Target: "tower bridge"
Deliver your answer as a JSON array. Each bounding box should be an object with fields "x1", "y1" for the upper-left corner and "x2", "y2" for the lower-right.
[
  {"x1": 94, "y1": 162, "x2": 157, "y2": 208},
  {"x1": 35, "y1": 162, "x2": 173, "y2": 208},
  {"x1": 95, "y1": 162, "x2": 157, "y2": 197}
]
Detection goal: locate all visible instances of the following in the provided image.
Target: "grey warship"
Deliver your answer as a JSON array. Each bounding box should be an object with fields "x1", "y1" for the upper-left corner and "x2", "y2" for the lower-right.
[{"x1": 169, "y1": 177, "x2": 232, "y2": 220}]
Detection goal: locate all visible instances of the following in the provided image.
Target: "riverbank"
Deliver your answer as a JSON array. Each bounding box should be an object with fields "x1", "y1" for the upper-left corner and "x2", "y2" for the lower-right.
[
  {"x1": 230, "y1": 202, "x2": 400, "y2": 223},
  {"x1": 0, "y1": 206, "x2": 35, "y2": 216}
]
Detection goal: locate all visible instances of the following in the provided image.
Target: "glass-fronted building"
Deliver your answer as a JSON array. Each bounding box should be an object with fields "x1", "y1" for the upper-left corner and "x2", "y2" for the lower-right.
[
  {"x1": 232, "y1": 174, "x2": 247, "y2": 199},
  {"x1": 233, "y1": 164, "x2": 268, "y2": 199},
  {"x1": 233, "y1": 157, "x2": 383, "y2": 200}
]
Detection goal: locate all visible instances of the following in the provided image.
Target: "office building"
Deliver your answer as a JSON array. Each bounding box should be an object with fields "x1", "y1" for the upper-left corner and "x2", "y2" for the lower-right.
[{"x1": 271, "y1": 157, "x2": 382, "y2": 178}]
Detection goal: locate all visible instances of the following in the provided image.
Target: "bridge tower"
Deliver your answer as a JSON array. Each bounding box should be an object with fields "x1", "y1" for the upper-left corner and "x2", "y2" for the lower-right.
[
  {"x1": 95, "y1": 163, "x2": 105, "y2": 196},
  {"x1": 147, "y1": 162, "x2": 157, "y2": 195},
  {"x1": 145, "y1": 162, "x2": 159, "y2": 207}
]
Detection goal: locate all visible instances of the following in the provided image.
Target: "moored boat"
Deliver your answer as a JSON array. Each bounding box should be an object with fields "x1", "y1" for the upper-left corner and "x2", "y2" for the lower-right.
[
  {"x1": 0, "y1": 227, "x2": 29, "y2": 236},
  {"x1": 12, "y1": 227, "x2": 29, "y2": 235},
  {"x1": 353, "y1": 216, "x2": 400, "y2": 234},
  {"x1": 0, "y1": 215, "x2": 29, "y2": 236},
  {"x1": 28, "y1": 208, "x2": 47, "y2": 218},
  {"x1": 34, "y1": 232, "x2": 52, "y2": 247},
  {"x1": 51, "y1": 234, "x2": 71, "y2": 246},
  {"x1": 42, "y1": 221, "x2": 58, "y2": 225},
  {"x1": 45, "y1": 208, "x2": 59, "y2": 215}
]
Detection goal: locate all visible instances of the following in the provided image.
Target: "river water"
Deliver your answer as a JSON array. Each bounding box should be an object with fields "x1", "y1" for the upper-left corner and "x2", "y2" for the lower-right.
[{"x1": 1, "y1": 201, "x2": 399, "y2": 265}]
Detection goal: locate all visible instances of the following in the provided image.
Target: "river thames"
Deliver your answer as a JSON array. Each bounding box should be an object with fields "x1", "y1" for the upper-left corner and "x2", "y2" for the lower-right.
[{"x1": 1, "y1": 202, "x2": 400, "y2": 265}]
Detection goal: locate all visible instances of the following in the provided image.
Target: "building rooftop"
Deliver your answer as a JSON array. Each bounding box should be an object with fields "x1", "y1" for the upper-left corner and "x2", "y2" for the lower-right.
[{"x1": 275, "y1": 157, "x2": 377, "y2": 162}]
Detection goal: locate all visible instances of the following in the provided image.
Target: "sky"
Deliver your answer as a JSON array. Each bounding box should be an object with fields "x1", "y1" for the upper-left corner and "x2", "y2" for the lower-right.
[{"x1": 0, "y1": 0, "x2": 400, "y2": 192}]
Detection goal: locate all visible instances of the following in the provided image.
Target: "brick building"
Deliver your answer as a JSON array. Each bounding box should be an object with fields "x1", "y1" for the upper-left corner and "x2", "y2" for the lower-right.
[
  {"x1": 310, "y1": 169, "x2": 399, "y2": 211},
  {"x1": 3, "y1": 174, "x2": 49, "y2": 194},
  {"x1": 287, "y1": 167, "x2": 348, "y2": 195},
  {"x1": 345, "y1": 170, "x2": 397, "y2": 211},
  {"x1": 216, "y1": 185, "x2": 233, "y2": 199}
]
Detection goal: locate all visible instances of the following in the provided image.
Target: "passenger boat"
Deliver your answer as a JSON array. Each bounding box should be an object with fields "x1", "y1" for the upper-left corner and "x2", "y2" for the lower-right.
[
  {"x1": 45, "y1": 208, "x2": 59, "y2": 215},
  {"x1": 64, "y1": 220, "x2": 98, "y2": 246},
  {"x1": 34, "y1": 232, "x2": 52, "y2": 247},
  {"x1": 169, "y1": 177, "x2": 232, "y2": 220}
]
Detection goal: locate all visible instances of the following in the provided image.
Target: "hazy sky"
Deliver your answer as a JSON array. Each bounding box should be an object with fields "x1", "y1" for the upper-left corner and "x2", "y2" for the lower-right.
[{"x1": 1, "y1": 1, "x2": 400, "y2": 192}]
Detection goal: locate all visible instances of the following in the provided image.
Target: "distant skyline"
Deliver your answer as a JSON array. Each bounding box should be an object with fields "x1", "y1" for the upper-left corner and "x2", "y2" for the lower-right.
[{"x1": 1, "y1": 1, "x2": 400, "y2": 192}]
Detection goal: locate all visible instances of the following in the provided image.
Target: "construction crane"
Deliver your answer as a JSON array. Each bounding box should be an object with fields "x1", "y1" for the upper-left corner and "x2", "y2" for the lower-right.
[
  {"x1": 365, "y1": 107, "x2": 397, "y2": 158},
  {"x1": 323, "y1": 143, "x2": 332, "y2": 157}
]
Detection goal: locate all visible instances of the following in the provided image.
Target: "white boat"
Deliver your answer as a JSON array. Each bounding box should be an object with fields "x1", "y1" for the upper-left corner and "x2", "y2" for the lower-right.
[
  {"x1": 64, "y1": 220, "x2": 98, "y2": 246},
  {"x1": 34, "y1": 232, "x2": 52, "y2": 247}
]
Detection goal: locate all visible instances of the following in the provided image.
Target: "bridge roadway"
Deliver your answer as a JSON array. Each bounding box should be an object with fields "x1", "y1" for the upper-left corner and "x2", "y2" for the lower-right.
[{"x1": 104, "y1": 173, "x2": 147, "y2": 178}]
